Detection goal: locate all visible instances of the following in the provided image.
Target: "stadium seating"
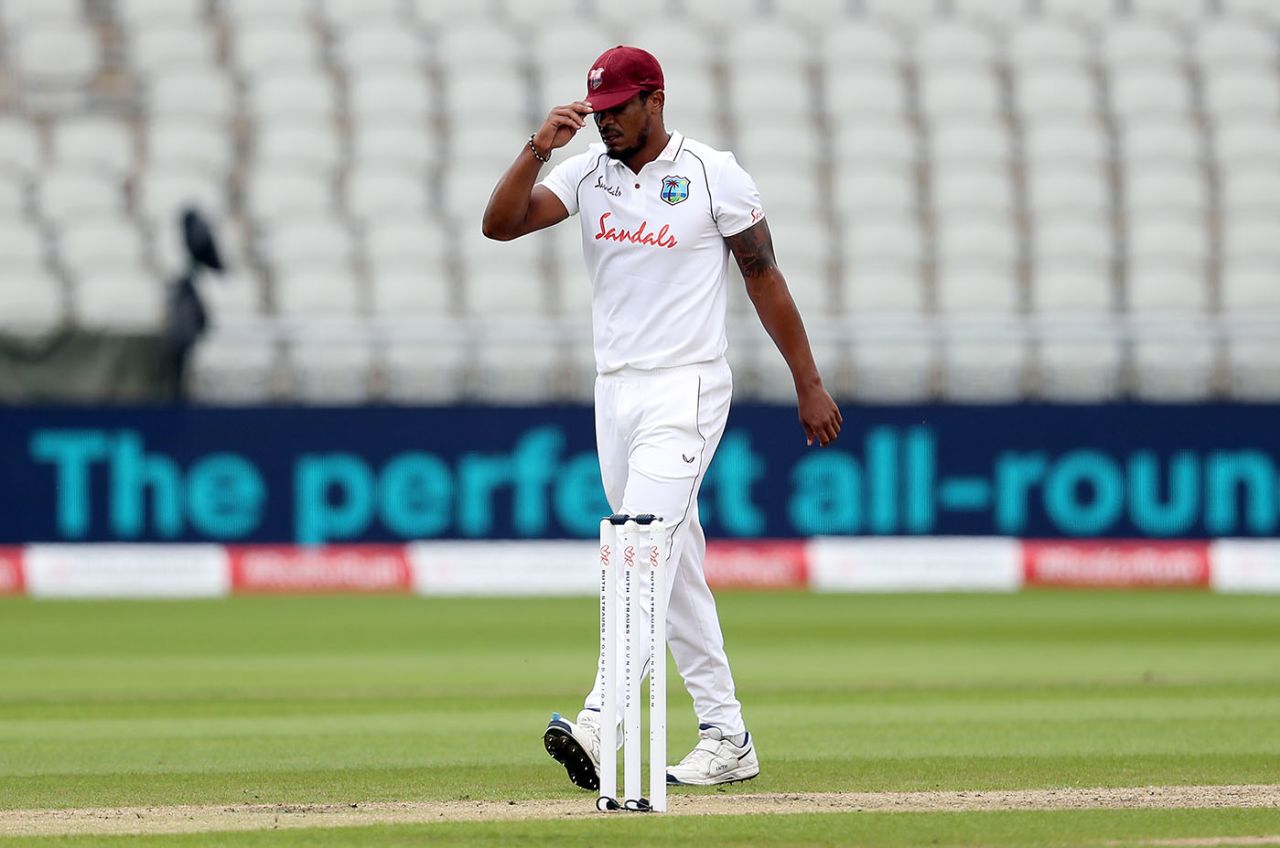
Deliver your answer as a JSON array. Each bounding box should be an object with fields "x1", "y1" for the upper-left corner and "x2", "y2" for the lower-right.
[{"x1": 0, "y1": 0, "x2": 1274, "y2": 404}]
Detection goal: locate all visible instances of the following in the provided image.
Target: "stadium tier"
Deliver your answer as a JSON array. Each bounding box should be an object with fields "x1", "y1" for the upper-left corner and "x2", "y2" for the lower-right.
[{"x1": 0, "y1": 0, "x2": 1278, "y2": 403}]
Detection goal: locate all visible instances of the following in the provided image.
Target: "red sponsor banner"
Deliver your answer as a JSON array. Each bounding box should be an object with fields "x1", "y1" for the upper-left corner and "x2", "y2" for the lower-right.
[
  {"x1": 1023, "y1": 541, "x2": 1211, "y2": 589},
  {"x1": 0, "y1": 547, "x2": 23, "y2": 595},
  {"x1": 229, "y1": 546, "x2": 412, "y2": 594},
  {"x1": 705, "y1": 541, "x2": 808, "y2": 590}
]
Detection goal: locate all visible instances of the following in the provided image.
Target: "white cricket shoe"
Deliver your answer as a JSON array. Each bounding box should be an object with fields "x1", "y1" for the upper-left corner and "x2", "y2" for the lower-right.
[
  {"x1": 543, "y1": 709, "x2": 602, "y2": 791},
  {"x1": 666, "y1": 725, "x2": 760, "y2": 786}
]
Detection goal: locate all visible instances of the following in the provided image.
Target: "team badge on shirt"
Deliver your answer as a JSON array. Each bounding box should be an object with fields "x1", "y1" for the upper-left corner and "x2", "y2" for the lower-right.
[{"x1": 660, "y1": 175, "x2": 690, "y2": 206}]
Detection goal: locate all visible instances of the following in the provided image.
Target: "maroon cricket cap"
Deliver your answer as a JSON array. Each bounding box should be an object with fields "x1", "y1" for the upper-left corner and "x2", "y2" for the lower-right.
[{"x1": 585, "y1": 46, "x2": 664, "y2": 112}]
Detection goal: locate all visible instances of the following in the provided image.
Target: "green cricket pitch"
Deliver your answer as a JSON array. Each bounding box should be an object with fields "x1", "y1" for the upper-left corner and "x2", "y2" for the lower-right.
[{"x1": 1, "y1": 590, "x2": 1277, "y2": 847}]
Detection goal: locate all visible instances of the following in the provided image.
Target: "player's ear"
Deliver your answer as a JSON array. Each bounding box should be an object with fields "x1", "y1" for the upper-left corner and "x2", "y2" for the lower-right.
[{"x1": 648, "y1": 90, "x2": 665, "y2": 114}]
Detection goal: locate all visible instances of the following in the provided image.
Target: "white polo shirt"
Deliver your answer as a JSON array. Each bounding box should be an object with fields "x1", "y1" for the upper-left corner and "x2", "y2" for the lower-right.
[{"x1": 539, "y1": 131, "x2": 764, "y2": 374}]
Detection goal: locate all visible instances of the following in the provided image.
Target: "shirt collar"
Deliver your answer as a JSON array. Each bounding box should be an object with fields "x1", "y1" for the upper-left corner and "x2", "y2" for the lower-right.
[{"x1": 605, "y1": 130, "x2": 685, "y2": 170}]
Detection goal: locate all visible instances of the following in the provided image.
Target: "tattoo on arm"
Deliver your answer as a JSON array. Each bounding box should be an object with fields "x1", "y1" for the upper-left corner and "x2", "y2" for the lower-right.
[{"x1": 727, "y1": 220, "x2": 778, "y2": 279}]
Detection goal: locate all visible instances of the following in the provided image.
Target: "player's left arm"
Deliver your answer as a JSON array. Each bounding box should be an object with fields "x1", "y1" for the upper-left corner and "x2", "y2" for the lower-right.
[{"x1": 728, "y1": 219, "x2": 843, "y2": 447}]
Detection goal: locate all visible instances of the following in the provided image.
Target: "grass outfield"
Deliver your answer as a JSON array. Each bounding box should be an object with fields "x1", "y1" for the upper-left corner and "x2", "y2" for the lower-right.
[{"x1": 0, "y1": 591, "x2": 1278, "y2": 846}]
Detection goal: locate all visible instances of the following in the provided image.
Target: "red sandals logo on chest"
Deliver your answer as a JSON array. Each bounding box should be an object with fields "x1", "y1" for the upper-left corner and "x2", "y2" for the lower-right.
[{"x1": 594, "y1": 212, "x2": 678, "y2": 249}]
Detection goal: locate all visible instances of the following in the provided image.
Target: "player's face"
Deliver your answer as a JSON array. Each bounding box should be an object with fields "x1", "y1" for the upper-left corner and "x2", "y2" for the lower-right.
[{"x1": 594, "y1": 93, "x2": 654, "y2": 161}]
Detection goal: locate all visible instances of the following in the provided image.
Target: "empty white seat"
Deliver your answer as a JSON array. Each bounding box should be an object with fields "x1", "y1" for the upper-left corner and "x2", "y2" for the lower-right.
[
  {"x1": 952, "y1": 0, "x2": 1030, "y2": 26},
  {"x1": 14, "y1": 24, "x2": 100, "y2": 88},
  {"x1": 619, "y1": 21, "x2": 715, "y2": 72},
  {"x1": 346, "y1": 168, "x2": 431, "y2": 220},
  {"x1": 463, "y1": 268, "x2": 549, "y2": 317},
  {"x1": 1032, "y1": 217, "x2": 1115, "y2": 265},
  {"x1": 673, "y1": 0, "x2": 767, "y2": 28},
  {"x1": 1118, "y1": 120, "x2": 1203, "y2": 164},
  {"x1": 349, "y1": 70, "x2": 436, "y2": 123},
  {"x1": 841, "y1": 266, "x2": 926, "y2": 314},
  {"x1": 935, "y1": 217, "x2": 1019, "y2": 268},
  {"x1": 382, "y1": 338, "x2": 467, "y2": 403},
  {"x1": 128, "y1": 23, "x2": 217, "y2": 73},
  {"x1": 1026, "y1": 165, "x2": 1111, "y2": 216},
  {"x1": 1007, "y1": 21, "x2": 1091, "y2": 68},
  {"x1": 1221, "y1": 166, "x2": 1280, "y2": 216},
  {"x1": 1037, "y1": 336, "x2": 1123, "y2": 401},
  {"x1": 1226, "y1": 338, "x2": 1280, "y2": 401},
  {"x1": 1015, "y1": 69, "x2": 1099, "y2": 121},
  {"x1": 73, "y1": 269, "x2": 165, "y2": 330},
  {"x1": 146, "y1": 120, "x2": 233, "y2": 174},
  {"x1": 752, "y1": 164, "x2": 821, "y2": 217},
  {"x1": 918, "y1": 68, "x2": 1003, "y2": 122},
  {"x1": 1, "y1": 0, "x2": 80, "y2": 25},
  {"x1": 220, "y1": 0, "x2": 311, "y2": 25},
  {"x1": 51, "y1": 117, "x2": 135, "y2": 174},
  {"x1": 470, "y1": 336, "x2": 561, "y2": 403},
  {"x1": 116, "y1": 0, "x2": 203, "y2": 26},
  {"x1": 244, "y1": 169, "x2": 333, "y2": 224},
  {"x1": 737, "y1": 125, "x2": 822, "y2": 169},
  {"x1": 0, "y1": 175, "x2": 27, "y2": 218},
  {"x1": 1195, "y1": 20, "x2": 1277, "y2": 68},
  {"x1": 351, "y1": 123, "x2": 434, "y2": 172},
  {"x1": 1040, "y1": 0, "x2": 1117, "y2": 25},
  {"x1": 1127, "y1": 261, "x2": 1209, "y2": 313},
  {"x1": 941, "y1": 337, "x2": 1028, "y2": 402},
  {"x1": 1124, "y1": 166, "x2": 1208, "y2": 216},
  {"x1": 1023, "y1": 122, "x2": 1110, "y2": 168},
  {"x1": 0, "y1": 220, "x2": 46, "y2": 271},
  {"x1": 335, "y1": 24, "x2": 425, "y2": 71},
  {"x1": 1109, "y1": 67, "x2": 1194, "y2": 119},
  {"x1": 136, "y1": 169, "x2": 225, "y2": 225},
  {"x1": 59, "y1": 219, "x2": 148, "y2": 275},
  {"x1": 441, "y1": 170, "x2": 504, "y2": 224},
  {"x1": 252, "y1": 122, "x2": 341, "y2": 171},
  {"x1": 820, "y1": 21, "x2": 905, "y2": 69},
  {"x1": 369, "y1": 267, "x2": 451, "y2": 316},
  {"x1": 188, "y1": 336, "x2": 279, "y2": 404},
  {"x1": 364, "y1": 217, "x2": 447, "y2": 265},
  {"x1": 1129, "y1": 0, "x2": 1210, "y2": 26},
  {"x1": 1128, "y1": 217, "x2": 1210, "y2": 267},
  {"x1": 147, "y1": 69, "x2": 235, "y2": 120},
  {"x1": 441, "y1": 69, "x2": 527, "y2": 120},
  {"x1": 319, "y1": 0, "x2": 403, "y2": 28},
  {"x1": 0, "y1": 269, "x2": 63, "y2": 333},
  {"x1": 449, "y1": 122, "x2": 532, "y2": 169},
  {"x1": 825, "y1": 69, "x2": 908, "y2": 120},
  {"x1": 262, "y1": 218, "x2": 355, "y2": 271},
  {"x1": 1215, "y1": 120, "x2": 1280, "y2": 166},
  {"x1": 1101, "y1": 21, "x2": 1185, "y2": 67},
  {"x1": 436, "y1": 22, "x2": 523, "y2": 69},
  {"x1": 936, "y1": 263, "x2": 1020, "y2": 314},
  {"x1": 37, "y1": 168, "x2": 123, "y2": 223},
  {"x1": 929, "y1": 123, "x2": 1013, "y2": 167},
  {"x1": 772, "y1": 0, "x2": 855, "y2": 26},
  {"x1": 842, "y1": 218, "x2": 924, "y2": 267},
  {"x1": 931, "y1": 167, "x2": 1016, "y2": 216},
  {"x1": 275, "y1": 268, "x2": 361, "y2": 317},
  {"x1": 833, "y1": 121, "x2": 919, "y2": 165},
  {"x1": 863, "y1": 0, "x2": 935, "y2": 28},
  {"x1": 1222, "y1": 261, "x2": 1280, "y2": 313},
  {"x1": 728, "y1": 68, "x2": 811, "y2": 121},
  {"x1": 852, "y1": 337, "x2": 936, "y2": 403},
  {"x1": 509, "y1": 0, "x2": 585, "y2": 26},
  {"x1": 1031, "y1": 267, "x2": 1113, "y2": 313},
  {"x1": 287, "y1": 340, "x2": 376, "y2": 404},
  {"x1": 724, "y1": 21, "x2": 808, "y2": 69},
  {"x1": 1203, "y1": 68, "x2": 1280, "y2": 120},
  {"x1": 1222, "y1": 216, "x2": 1280, "y2": 262},
  {"x1": 834, "y1": 166, "x2": 917, "y2": 216},
  {"x1": 246, "y1": 72, "x2": 336, "y2": 122},
  {"x1": 1220, "y1": 0, "x2": 1280, "y2": 21},
  {"x1": 1132, "y1": 335, "x2": 1216, "y2": 401},
  {"x1": 531, "y1": 20, "x2": 615, "y2": 78},
  {"x1": 0, "y1": 119, "x2": 42, "y2": 174},
  {"x1": 230, "y1": 26, "x2": 323, "y2": 74},
  {"x1": 914, "y1": 21, "x2": 998, "y2": 67}
]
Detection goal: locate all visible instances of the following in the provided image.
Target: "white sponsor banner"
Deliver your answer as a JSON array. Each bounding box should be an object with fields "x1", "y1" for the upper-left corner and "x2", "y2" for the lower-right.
[
  {"x1": 1210, "y1": 540, "x2": 1280, "y2": 593},
  {"x1": 809, "y1": 537, "x2": 1022, "y2": 592},
  {"x1": 25, "y1": 545, "x2": 230, "y2": 599},
  {"x1": 409, "y1": 541, "x2": 598, "y2": 596}
]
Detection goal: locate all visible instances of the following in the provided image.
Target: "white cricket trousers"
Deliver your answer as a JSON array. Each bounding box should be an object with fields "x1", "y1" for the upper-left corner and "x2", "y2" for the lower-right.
[{"x1": 583, "y1": 356, "x2": 746, "y2": 737}]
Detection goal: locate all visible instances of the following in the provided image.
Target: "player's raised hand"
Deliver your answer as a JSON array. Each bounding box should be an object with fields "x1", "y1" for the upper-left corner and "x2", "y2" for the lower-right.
[
  {"x1": 798, "y1": 384, "x2": 842, "y2": 448},
  {"x1": 533, "y1": 101, "x2": 594, "y2": 154}
]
